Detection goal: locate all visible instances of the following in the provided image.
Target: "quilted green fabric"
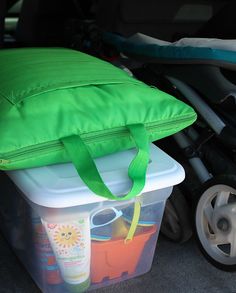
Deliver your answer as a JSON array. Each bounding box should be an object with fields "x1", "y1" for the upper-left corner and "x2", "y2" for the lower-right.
[{"x1": 0, "y1": 48, "x2": 196, "y2": 199}]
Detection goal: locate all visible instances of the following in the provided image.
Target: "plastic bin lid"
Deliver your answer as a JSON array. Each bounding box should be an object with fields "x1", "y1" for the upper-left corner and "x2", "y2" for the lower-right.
[{"x1": 7, "y1": 143, "x2": 185, "y2": 208}]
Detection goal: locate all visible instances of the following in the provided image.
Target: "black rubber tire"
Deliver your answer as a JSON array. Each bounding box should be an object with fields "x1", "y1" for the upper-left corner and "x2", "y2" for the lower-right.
[
  {"x1": 161, "y1": 186, "x2": 193, "y2": 243},
  {"x1": 194, "y1": 175, "x2": 236, "y2": 271}
]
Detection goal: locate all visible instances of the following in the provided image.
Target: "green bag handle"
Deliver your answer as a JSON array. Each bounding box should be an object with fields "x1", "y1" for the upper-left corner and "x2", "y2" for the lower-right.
[{"x1": 61, "y1": 124, "x2": 149, "y2": 201}]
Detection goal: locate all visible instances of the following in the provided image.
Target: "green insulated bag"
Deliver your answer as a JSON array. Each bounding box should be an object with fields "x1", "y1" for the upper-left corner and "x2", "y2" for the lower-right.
[{"x1": 0, "y1": 48, "x2": 196, "y2": 200}]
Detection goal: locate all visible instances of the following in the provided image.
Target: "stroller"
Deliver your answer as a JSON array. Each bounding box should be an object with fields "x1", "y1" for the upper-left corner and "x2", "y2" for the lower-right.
[{"x1": 93, "y1": 2, "x2": 236, "y2": 271}]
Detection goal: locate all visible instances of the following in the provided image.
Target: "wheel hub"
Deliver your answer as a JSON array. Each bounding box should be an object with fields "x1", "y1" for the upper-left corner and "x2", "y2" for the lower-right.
[
  {"x1": 217, "y1": 217, "x2": 230, "y2": 232},
  {"x1": 213, "y1": 203, "x2": 236, "y2": 233}
]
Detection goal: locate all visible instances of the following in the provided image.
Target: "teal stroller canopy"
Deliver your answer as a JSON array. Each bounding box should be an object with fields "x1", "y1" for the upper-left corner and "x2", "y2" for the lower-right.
[{"x1": 104, "y1": 32, "x2": 236, "y2": 69}]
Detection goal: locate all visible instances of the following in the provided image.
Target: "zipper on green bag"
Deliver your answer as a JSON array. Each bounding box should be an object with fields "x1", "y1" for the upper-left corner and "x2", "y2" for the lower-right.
[
  {"x1": 0, "y1": 130, "x2": 129, "y2": 163},
  {"x1": 0, "y1": 114, "x2": 195, "y2": 164},
  {"x1": 0, "y1": 130, "x2": 129, "y2": 161}
]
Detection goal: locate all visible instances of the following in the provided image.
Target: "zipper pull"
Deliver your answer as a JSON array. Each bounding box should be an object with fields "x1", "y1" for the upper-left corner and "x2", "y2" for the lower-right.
[{"x1": 0, "y1": 159, "x2": 9, "y2": 164}]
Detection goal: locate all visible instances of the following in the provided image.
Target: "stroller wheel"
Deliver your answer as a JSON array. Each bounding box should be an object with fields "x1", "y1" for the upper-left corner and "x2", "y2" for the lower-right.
[
  {"x1": 161, "y1": 187, "x2": 192, "y2": 243},
  {"x1": 195, "y1": 175, "x2": 236, "y2": 271}
]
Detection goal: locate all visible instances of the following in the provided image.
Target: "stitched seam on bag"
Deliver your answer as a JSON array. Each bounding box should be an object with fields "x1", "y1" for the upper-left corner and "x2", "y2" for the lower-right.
[
  {"x1": 2, "y1": 147, "x2": 64, "y2": 164},
  {"x1": 2, "y1": 126, "x2": 173, "y2": 159},
  {"x1": 2, "y1": 113, "x2": 195, "y2": 154},
  {"x1": 8, "y1": 79, "x2": 140, "y2": 104},
  {"x1": 29, "y1": 112, "x2": 196, "y2": 141},
  {"x1": 1, "y1": 126, "x2": 185, "y2": 157},
  {"x1": 76, "y1": 113, "x2": 195, "y2": 137},
  {"x1": 0, "y1": 92, "x2": 14, "y2": 105}
]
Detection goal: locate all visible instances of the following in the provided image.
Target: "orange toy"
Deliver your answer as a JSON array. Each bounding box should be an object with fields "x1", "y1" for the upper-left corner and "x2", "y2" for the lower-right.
[{"x1": 91, "y1": 225, "x2": 157, "y2": 283}]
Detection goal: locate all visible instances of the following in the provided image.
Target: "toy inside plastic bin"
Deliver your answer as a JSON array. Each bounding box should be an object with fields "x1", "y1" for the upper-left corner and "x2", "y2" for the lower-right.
[
  {"x1": 0, "y1": 143, "x2": 185, "y2": 292},
  {"x1": 89, "y1": 195, "x2": 165, "y2": 284}
]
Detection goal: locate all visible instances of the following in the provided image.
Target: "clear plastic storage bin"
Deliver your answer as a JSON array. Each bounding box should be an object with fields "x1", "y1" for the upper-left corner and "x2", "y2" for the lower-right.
[{"x1": 0, "y1": 143, "x2": 185, "y2": 292}]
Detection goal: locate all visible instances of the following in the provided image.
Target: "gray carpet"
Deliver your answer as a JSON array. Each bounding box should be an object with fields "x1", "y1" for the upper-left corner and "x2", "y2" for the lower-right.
[{"x1": 0, "y1": 232, "x2": 235, "y2": 293}]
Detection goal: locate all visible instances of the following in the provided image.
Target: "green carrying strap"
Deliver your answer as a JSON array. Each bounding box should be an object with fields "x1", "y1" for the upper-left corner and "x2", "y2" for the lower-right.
[{"x1": 61, "y1": 124, "x2": 149, "y2": 200}]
